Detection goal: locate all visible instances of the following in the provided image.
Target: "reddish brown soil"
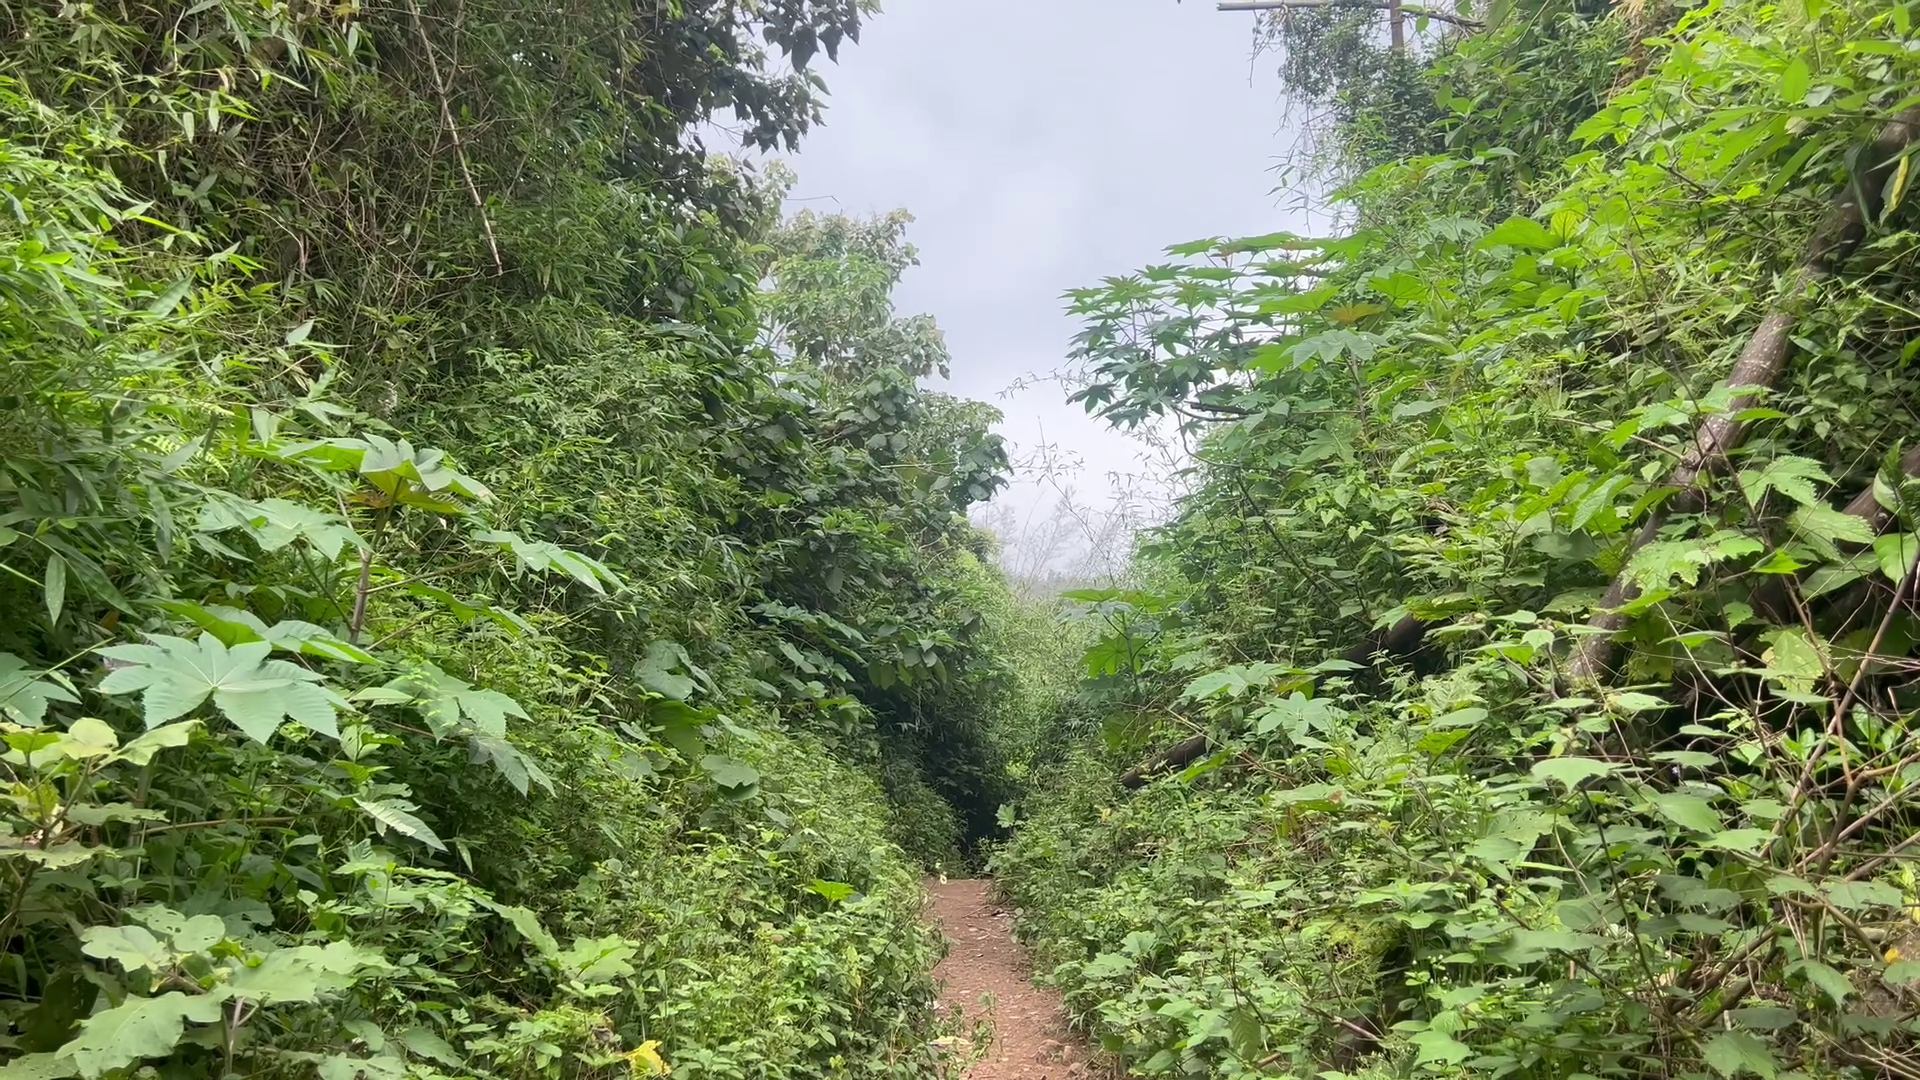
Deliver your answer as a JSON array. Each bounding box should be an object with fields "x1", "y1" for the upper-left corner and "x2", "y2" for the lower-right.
[{"x1": 926, "y1": 878, "x2": 1099, "y2": 1080}]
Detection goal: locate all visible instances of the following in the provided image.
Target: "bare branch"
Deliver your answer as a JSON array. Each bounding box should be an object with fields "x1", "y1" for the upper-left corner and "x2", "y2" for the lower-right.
[
  {"x1": 1216, "y1": 0, "x2": 1484, "y2": 30},
  {"x1": 406, "y1": 0, "x2": 505, "y2": 276}
]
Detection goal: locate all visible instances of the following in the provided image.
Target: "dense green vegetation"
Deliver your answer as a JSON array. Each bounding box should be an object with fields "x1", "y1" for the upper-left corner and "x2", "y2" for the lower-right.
[
  {"x1": 0, "y1": 2, "x2": 1048, "y2": 1076},
  {"x1": 11, "y1": 0, "x2": 1920, "y2": 1078},
  {"x1": 996, "y1": 0, "x2": 1920, "y2": 1076}
]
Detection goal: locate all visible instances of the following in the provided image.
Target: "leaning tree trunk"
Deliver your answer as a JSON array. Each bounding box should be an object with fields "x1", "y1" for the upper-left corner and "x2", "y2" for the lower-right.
[
  {"x1": 1120, "y1": 111, "x2": 1920, "y2": 792},
  {"x1": 1567, "y1": 108, "x2": 1920, "y2": 683}
]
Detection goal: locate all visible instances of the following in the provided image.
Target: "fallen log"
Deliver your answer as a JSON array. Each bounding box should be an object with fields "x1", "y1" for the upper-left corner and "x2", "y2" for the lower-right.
[
  {"x1": 1842, "y1": 445, "x2": 1920, "y2": 531},
  {"x1": 1567, "y1": 108, "x2": 1920, "y2": 683},
  {"x1": 1119, "y1": 733, "x2": 1210, "y2": 790},
  {"x1": 1340, "y1": 612, "x2": 1429, "y2": 668}
]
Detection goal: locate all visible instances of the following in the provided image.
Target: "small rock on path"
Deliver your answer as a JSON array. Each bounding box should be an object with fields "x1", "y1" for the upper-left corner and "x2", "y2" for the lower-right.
[{"x1": 926, "y1": 878, "x2": 1098, "y2": 1080}]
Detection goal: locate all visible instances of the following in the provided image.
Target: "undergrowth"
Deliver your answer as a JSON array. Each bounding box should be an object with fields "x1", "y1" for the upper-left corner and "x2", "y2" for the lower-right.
[
  {"x1": 0, "y1": 2, "x2": 1036, "y2": 1077},
  {"x1": 998, "y1": 0, "x2": 1920, "y2": 1076}
]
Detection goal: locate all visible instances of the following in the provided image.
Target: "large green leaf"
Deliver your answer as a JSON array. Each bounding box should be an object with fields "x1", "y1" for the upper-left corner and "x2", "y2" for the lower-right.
[
  {"x1": 224, "y1": 942, "x2": 388, "y2": 1004},
  {"x1": 374, "y1": 665, "x2": 527, "y2": 739},
  {"x1": 57, "y1": 992, "x2": 223, "y2": 1078},
  {"x1": 474, "y1": 530, "x2": 622, "y2": 594},
  {"x1": 157, "y1": 603, "x2": 374, "y2": 664},
  {"x1": 1478, "y1": 215, "x2": 1559, "y2": 250},
  {"x1": 353, "y1": 797, "x2": 446, "y2": 851},
  {"x1": 0, "y1": 653, "x2": 80, "y2": 727},
  {"x1": 1874, "y1": 532, "x2": 1919, "y2": 582},
  {"x1": 1703, "y1": 1031, "x2": 1777, "y2": 1079},
  {"x1": 275, "y1": 435, "x2": 492, "y2": 513},
  {"x1": 1650, "y1": 792, "x2": 1724, "y2": 834},
  {"x1": 194, "y1": 495, "x2": 361, "y2": 559},
  {"x1": 1738, "y1": 455, "x2": 1831, "y2": 507},
  {"x1": 701, "y1": 755, "x2": 759, "y2": 791},
  {"x1": 1531, "y1": 757, "x2": 1619, "y2": 789},
  {"x1": 79, "y1": 925, "x2": 172, "y2": 973},
  {"x1": 97, "y1": 635, "x2": 342, "y2": 742}
]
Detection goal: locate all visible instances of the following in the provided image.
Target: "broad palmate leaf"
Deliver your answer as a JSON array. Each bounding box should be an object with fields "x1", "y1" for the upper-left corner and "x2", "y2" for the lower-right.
[{"x1": 98, "y1": 635, "x2": 343, "y2": 742}]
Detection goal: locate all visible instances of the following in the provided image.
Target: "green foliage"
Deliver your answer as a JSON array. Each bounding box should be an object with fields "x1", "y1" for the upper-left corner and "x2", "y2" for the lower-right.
[
  {"x1": 0, "y1": 0, "x2": 1027, "y2": 1075},
  {"x1": 1002, "y1": 0, "x2": 1920, "y2": 1076}
]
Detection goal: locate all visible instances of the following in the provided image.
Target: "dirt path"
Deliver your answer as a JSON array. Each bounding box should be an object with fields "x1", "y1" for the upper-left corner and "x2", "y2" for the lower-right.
[{"x1": 926, "y1": 878, "x2": 1097, "y2": 1079}]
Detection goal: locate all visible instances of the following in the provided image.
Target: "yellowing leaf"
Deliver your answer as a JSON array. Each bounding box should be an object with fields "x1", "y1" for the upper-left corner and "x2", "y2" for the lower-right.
[{"x1": 625, "y1": 1041, "x2": 669, "y2": 1076}]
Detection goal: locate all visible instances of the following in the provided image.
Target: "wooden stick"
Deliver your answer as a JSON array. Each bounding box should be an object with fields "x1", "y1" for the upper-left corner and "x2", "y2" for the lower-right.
[{"x1": 406, "y1": 0, "x2": 505, "y2": 277}]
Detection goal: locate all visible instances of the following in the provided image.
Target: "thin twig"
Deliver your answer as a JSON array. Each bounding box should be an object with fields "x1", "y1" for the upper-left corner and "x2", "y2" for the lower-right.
[
  {"x1": 1217, "y1": 0, "x2": 1483, "y2": 29},
  {"x1": 405, "y1": 0, "x2": 504, "y2": 275}
]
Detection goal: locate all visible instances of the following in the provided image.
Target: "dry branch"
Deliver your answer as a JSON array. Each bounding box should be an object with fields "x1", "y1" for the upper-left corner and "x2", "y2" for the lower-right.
[
  {"x1": 1567, "y1": 108, "x2": 1920, "y2": 683},
  {"x1": 1216, "y1": 0, "x2": 1484, "y2": 30},
  {"x1": 407, "y1": 0, "x2": 505, "y2": 277}
]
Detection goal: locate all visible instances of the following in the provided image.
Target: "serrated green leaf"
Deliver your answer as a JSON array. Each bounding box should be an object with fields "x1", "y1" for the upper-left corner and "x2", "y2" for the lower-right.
[
  {"x1": 1704, "y1": 1030, "x2": 1777, "y2": 1079},
  {"x1": 353, "y1": 797, "x2": 445, "y2": 851},
  {"x1": 1531, "y1": 757, "x2": 1619, "y2": 789},
  {"x1": 96, "y1": 635, "x2": 340, "y2": 741},
  {"x1": 56, "y1": 992, "x2": 224, "y2": 1077},
  {"x1": 1739, "y1": 455, "x2": 1831, "y2": 507},
  {"x1": 1651, "y1": 792, "x2": 1723, "y2": 833},
  {"x1": 1789, "y1": 503, "x2": 1876, "y2": 548}
]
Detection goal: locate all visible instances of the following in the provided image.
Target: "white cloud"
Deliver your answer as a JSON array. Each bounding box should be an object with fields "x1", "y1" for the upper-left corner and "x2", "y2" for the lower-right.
[{"x1": 778, "y1": 0, "x2": 1315, "y2": 577}]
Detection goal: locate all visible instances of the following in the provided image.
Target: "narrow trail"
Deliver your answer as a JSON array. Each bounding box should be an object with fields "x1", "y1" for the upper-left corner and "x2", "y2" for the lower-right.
[{"x1": 926, "y1": 878, "x2": 1099, "y2": 1080}]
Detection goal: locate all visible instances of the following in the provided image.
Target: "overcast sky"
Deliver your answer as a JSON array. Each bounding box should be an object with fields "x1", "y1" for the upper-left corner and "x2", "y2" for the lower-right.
[{"x1": 775, "y1": 0, "x2": 1319, "y2": 569}]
